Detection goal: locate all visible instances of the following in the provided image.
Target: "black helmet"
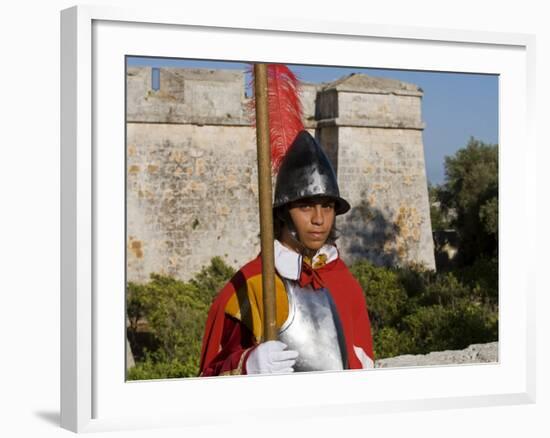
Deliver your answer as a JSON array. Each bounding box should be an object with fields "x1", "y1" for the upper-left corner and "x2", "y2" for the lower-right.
[{"x1": 273, "y1": 131, "x2": 350, "y2": 215}]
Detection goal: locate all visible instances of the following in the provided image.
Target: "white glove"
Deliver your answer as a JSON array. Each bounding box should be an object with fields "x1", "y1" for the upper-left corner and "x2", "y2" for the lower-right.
[{"x1": 246, "y1": 340, "x2": 299, "y2": 375}]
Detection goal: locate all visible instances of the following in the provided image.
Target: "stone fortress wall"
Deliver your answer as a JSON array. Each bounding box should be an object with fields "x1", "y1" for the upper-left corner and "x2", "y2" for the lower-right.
[{"x1": 126, "y1": 67, "x2": 435, "y2": 283}]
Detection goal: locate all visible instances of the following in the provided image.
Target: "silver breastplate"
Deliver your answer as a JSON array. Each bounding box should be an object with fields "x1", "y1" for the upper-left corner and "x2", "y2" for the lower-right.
[{"x1": 278, "y1": 279, "x2": 348, "y2": 372}]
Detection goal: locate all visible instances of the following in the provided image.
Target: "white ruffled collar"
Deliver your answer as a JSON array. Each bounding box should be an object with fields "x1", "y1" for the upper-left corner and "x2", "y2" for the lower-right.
[{"x1": 274, "y1": 239, "x2": 339, "y2": 280}]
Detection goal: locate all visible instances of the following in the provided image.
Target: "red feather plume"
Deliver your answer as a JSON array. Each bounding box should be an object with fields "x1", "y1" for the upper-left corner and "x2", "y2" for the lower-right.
[{"x1": 248, "y1": 64, "x2": 304, "y2": 172}]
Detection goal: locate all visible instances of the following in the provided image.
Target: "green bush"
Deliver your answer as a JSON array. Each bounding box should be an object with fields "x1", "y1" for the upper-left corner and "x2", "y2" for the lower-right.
[
  {"x1": 414, "y1": 271, "x2": 470, "y2": 307},
  {"x1": 127, "y1": 351, "x2": 199, "y2": 380},
  {"x1": 350, "y1": 261, "x2": 408, "y2": 330},
  {"x1": 189, "y1": 256, "x2": 236, "y2": 305},
  {"x1": 127, "y1": 255, "x2": 498, "y2": 377},
  {"x1": 350, "y1": 258, "x2": 498, "y2": 360},
  {"x1": 403, "y1": 301, "x2": 497, "y2": 354},
  {"x1": 454, "y1": 256, "x2": 498, "y2": 305},
  {"x1": 374, "y1": 326, "x2": 415, "y2": 358},
  {"x1": 126, "y1": 257, "x2": 235, "y2": 380}
]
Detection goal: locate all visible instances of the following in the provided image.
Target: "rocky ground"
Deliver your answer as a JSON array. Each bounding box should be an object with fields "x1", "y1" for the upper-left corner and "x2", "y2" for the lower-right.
[{"x1": 375, "y1": 342, "x2": 498, "y2": 368}]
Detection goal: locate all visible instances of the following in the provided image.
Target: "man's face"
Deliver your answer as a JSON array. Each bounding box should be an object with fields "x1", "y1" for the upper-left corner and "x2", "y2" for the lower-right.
[{"x1": 285, "y1": 197, "x2": 336, "y2": 251}]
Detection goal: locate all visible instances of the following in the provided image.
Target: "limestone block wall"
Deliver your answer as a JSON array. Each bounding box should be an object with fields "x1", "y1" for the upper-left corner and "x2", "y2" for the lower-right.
[
  {"x1": 299, "y1": 82, "x2": 320, "y2": 127},
  {"x1": 333, "y1": 127, "x2": 435, "y2": 267},
  {"x1": 127, "y1": 124, "x2": 261, "y2": 282},
  {"x1": 127, "y1": 67, "x2": 263, "y2": 282},
  {"x1": 126, "y1": 67, "x2": 435, "y2": 282},
  {"x1": 127, "y1": 67, "x2": 247, "y2": 125}
]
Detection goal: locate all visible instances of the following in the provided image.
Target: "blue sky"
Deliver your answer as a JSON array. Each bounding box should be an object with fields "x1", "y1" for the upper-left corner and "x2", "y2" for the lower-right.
[{"x1": 127, "y1": 57, "x2": 498, "y2": 186}]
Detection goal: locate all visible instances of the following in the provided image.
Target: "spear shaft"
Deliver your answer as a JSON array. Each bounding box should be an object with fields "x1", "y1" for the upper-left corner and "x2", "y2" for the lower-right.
[{"x1": 253, "y1": 63, "x2": 277, "y2": 342}]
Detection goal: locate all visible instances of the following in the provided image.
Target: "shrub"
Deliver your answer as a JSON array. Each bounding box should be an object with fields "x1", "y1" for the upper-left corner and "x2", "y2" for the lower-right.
[
  {"x1": 349, "y1": 258, "x2": 498, "y2": 360},
  {"x1": 189, "y1": 256, "x2": 236, "y2": 305},
  {"x1": 453, "y1": 256, "x2": 498, "y2": 305},
  {"x1": 126, "y1": 257, "x2": 235, "y2": 380},
  {"x1": 350, "y1": 261, "x2": 408, "y2": 331},
  {"x1": 403, "y1": 301, "x2": 497, "y2": 354},
  {"x1": 414, "y1": 271, "x2": 471, "y2": 307},
  {"x1": 128, "y1": 256, "x2": 498, "y2": 374},
  {"x1": 127, "y1": 350, "x2": 199, "y2": 380},
  {"x1": 374, "y1": 326, "x2": 415, "y2": 358}
]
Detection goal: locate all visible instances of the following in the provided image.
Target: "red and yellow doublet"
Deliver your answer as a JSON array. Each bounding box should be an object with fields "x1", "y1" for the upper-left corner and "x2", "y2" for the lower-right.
[{"x1": 199, "y1": 246, "x2": 374, "y2": 376}]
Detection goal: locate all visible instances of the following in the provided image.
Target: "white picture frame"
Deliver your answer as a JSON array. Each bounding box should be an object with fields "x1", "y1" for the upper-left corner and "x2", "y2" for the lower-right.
[{"x1": 60, "y1": 4, "x2": 536, "y2": 433}]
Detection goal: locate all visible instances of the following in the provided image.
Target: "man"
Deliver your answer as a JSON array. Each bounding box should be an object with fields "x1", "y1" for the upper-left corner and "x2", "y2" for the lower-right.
[{"x1": 199, "y1": 131, "x2": 374, "y2": 376}]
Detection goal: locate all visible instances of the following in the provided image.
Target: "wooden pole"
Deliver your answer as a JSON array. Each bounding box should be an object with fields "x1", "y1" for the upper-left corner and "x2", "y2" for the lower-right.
[{"x1": 253, "y1": 63, "x2": 277, "y2": 342}]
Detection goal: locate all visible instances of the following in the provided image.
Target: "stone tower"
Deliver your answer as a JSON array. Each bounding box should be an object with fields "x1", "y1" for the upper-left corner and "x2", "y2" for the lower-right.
[
  {"x1": 314, "y1": 74, "x2": 435, "y2": 269},
  {"x1": 126, "y1": 67, "x2": 435, "y2": 283}
]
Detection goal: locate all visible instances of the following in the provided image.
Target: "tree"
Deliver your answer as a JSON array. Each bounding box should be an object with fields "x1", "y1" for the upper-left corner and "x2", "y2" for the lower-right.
[
  {"x1": 437, "y1": 137, "x2": 498, "y2": 265},
  {"x1": 428, "y1": 182, "x2": 451, "y2": 231}
]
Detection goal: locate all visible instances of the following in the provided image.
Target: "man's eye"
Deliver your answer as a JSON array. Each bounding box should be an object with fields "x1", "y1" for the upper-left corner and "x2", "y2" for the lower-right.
[{"x1": 323, "y1": 203, "x2": 335, "y2": 209}]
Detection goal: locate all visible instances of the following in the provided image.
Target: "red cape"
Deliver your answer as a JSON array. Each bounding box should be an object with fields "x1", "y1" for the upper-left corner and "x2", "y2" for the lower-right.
[{"x1": 199, "y1": 254, "x2": 374, "y2": 374}]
